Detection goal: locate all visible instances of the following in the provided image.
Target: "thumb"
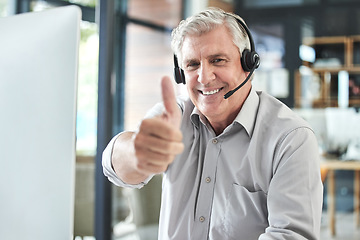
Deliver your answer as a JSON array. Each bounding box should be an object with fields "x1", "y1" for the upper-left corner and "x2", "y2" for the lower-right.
[{"x1": 161, "y1": 76, "x2": 181, "y2": 127}]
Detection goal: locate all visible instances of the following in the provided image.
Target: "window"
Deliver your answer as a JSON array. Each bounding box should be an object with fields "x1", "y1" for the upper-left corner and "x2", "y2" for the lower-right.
[
  {"x1": 29, "y1": 1, "x2": 99, "y2": 155},
  {"x1": 244, "y1": 0, "x2": 320, "y2": 8},
  {"x1": 0, "y1": 0, "x2": 11, "y2": 16},
  {"x1": 124, "y1": 0, "x2": 183, "y2": 130}
]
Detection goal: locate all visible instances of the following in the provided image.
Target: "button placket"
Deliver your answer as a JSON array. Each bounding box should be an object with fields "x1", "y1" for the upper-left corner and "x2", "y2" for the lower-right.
[{"x1": 193, "y1": 136, "x2": 221, "y2": 237}]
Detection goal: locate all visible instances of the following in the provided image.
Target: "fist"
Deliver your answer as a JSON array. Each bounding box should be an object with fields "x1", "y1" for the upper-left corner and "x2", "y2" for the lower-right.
[{"x1": 133, "y1": 76, "x2": 184, "y2": 175}]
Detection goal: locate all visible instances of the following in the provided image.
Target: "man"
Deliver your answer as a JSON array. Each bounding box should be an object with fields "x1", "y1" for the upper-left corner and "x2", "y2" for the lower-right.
[{"x1": 103, "y1": 8, "x2": 323, "y2": 240}]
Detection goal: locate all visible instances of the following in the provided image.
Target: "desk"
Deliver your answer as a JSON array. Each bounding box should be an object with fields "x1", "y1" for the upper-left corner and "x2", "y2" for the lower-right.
[{"x1": 321, "y1": 157, "x2": 360, "y2": 236}]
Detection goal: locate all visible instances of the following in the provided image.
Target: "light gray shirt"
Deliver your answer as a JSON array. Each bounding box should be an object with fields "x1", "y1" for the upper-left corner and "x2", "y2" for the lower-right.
[{"x1": 103, "y1": 88, "x2": 323, "y2": 240}]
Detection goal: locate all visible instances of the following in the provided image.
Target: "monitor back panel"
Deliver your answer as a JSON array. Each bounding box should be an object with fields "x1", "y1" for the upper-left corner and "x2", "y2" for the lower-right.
[{"x1": 0, "y1": 6, "x2": 81, "y2": 240}]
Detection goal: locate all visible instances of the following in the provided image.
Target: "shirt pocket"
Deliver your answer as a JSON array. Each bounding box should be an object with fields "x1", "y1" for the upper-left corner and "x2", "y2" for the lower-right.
[{"x1": 221, "y1": 183, "x2": 268, "y2": 240}]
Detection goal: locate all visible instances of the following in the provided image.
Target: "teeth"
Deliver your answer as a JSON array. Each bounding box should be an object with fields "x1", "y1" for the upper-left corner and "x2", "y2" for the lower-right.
[{"x1": 203, "y1": 89, "x2": 220, "y2": 95}]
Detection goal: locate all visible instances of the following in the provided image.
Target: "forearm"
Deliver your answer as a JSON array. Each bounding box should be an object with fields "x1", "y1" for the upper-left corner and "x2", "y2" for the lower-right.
[{"x1": 111, "y1": 131, "x2": 151, "y2": 185}]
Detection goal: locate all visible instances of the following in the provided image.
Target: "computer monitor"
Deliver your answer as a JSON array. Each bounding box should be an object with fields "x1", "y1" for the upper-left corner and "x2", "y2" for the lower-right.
[
  {"x1": 325, "y1": 107, "x2": 360, "y2": 157},
  {"x1": 0, "y1": 6, "x2": 80, "y2": 240}
]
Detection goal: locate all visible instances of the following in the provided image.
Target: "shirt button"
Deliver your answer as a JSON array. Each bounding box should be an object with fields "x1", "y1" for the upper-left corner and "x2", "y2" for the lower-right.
[
  {"x1": 205, "y1": 177, "x2": 211, "y2": 183},
  {"x1": 212, "y1": 139, "x2": 218, "y2": 144},
  {"x1": 199, "y1": 216, "x2": 205, "y2": 222}
]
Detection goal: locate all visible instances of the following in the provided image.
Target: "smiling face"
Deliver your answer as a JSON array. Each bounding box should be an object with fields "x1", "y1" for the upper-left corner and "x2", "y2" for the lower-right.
[{"x1": 181, "y1": 25, "x2": 251, "y2": 134}]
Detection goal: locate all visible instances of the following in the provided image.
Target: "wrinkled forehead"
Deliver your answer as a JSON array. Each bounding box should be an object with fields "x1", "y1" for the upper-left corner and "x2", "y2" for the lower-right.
[{"x1": 178, "y1": 25, "x2": 233, "y2": 63}]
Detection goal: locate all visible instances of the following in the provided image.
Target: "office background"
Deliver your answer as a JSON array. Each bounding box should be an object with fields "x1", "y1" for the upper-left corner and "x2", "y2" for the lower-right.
[{"x1": 1, "y1": 0, "x2": 360, "y2": 239}]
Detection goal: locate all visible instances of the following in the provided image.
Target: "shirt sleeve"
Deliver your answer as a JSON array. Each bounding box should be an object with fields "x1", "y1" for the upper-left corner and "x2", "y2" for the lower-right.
[{"x1": 259, "y1": 127, "x2": 323, "y2": 240}]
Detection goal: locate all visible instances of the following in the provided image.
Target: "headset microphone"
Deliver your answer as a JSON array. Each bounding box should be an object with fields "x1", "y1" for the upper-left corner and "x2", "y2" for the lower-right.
[{"x1": 223, "y1": 59, "x2": 258, "y2": 99}]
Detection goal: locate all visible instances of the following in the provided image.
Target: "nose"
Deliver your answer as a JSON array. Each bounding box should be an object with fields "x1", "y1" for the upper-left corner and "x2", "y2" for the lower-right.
[{"x1": 197, "y1": 63, "x2": 215, "y2": 85}]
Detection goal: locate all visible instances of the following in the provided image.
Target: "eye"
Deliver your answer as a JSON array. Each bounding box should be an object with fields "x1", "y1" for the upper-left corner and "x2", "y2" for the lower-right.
[
  {"x1": 211, "y1": 58, "x2": 226, "y2": 65},
  {"x1": 185, "y1": 61, "x2": 200, "y2": 70}
]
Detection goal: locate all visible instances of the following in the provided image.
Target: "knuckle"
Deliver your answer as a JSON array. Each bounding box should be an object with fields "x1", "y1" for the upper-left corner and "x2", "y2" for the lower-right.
[
  {"x1": 135, "y1": 160, "x2": 147, "y2": 171},
  {"x1": 138, "y1": 119, "x2": 151, "y2": 133},
  {"x1": 177, "y1": 142, "x2": 185, "y2": 153},
  {"x1": 133, "y1": 133, "x2": 146, "y2": 148},
  {"x1": 169, "y1": 142, "x2": 184, "y2": 155},
  {"x1": 164, "y1": 154, "x2": 175, "y2": 164},
  {"x1": 166, "y1": 130, "x2": 177, "y2": 139},
  {"x1": 153, "y1": 163, "x2": 168, "y2": 173},
  {"x1": 159, "y1": 165, "x2": 168, "y2": 173}
]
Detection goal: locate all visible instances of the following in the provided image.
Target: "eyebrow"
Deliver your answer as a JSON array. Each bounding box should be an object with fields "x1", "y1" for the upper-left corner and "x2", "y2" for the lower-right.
[
  {"x1": 208, "y1": 53, "x2": 229, "y2": 59},
  {"x1": 183, "y1": 53, "x2": 230, "y2": 65}
]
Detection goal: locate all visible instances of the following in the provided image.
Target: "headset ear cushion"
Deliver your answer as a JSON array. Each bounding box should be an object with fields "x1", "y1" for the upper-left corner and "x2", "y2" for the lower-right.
[
  {"x1": 241, "y1": 49, "x2": 253, "y2": 72},
  {"x1": 241, "y1": 49, "x2": 260, "y2": 72},
  {"x1": 174, "y1": 67, "x2": 186, "y2": 84}
]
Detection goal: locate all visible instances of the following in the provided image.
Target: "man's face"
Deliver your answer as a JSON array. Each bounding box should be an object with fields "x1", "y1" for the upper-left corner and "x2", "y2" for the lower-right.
[{"x1": 181, "y1": 25, "x2": 250, "y2": 126}]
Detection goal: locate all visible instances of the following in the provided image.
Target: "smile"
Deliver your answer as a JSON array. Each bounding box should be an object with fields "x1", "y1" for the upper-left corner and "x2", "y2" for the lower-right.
[{"x1": 201, "y1": 88, "x2": 223, "y2": 96}]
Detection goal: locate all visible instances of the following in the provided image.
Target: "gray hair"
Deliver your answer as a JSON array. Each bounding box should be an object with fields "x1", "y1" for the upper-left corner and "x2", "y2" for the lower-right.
[{"x1": 171, "y1": 8, "x2": 250, "y2": 67}]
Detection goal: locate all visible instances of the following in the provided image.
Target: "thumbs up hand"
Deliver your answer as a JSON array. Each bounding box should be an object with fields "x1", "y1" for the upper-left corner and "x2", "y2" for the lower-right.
[
  {"x1": 132, "y1": 76, "x2": 184, "y2": 175},
  {"x1": 160, "y1": 76, "x2": 182, "y2": 128}
]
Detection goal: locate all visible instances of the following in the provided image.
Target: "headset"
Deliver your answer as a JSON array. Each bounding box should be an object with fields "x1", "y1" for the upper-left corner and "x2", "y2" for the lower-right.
[{"x1": 173, "y1": 13, "x2": 260, "y2": 99}]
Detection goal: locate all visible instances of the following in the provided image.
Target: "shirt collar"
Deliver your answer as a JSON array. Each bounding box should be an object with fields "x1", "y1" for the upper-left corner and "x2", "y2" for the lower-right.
[
  {"x1": 190, "y1": 87, "x2": 259, "y2": 137},
  {"x1": 190, "y1": 107, "x2": 204, "y2": 128},
  {"x1": 234, "y1": 87, "x2": 259, "y2": 137}
]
